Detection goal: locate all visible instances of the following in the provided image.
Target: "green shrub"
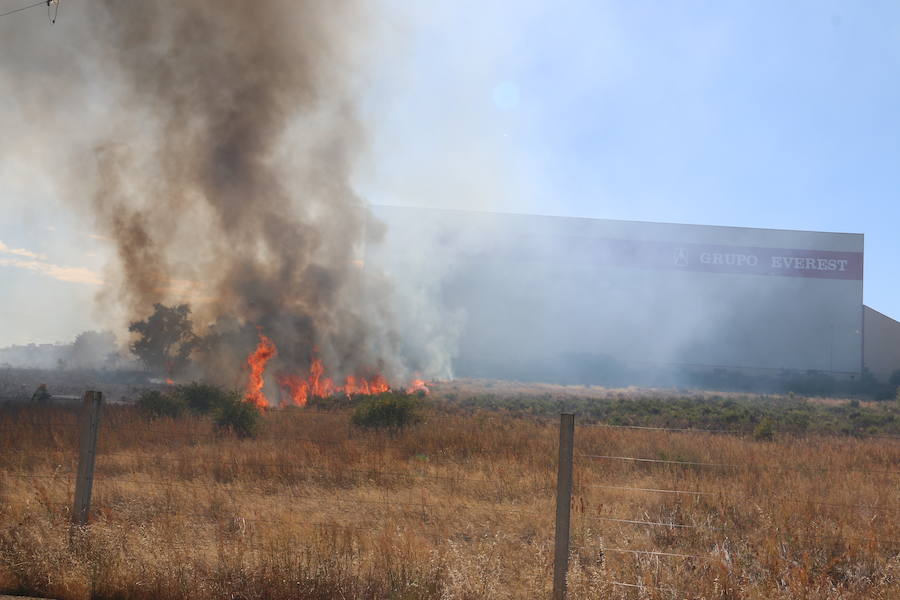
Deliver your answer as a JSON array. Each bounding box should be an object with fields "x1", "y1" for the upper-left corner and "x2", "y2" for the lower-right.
[
  {"x1": 752, "y1": 417, "x2": 775, "y2": 441},
  {"x1": 136, "y1": 389, "x2": 185, "y2": 418},
  {"x1": 214, "y1": 395, "x2": 261, "y2": 438},
  {"x1": 174, "y1": 382, "x2": 235, "y2": 414},
  {"x1": 351, "y1": 392, "x2": 422, "y2": 431}
]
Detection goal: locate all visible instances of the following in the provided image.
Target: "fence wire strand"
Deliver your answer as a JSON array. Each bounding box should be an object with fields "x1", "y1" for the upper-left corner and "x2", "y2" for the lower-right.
[
  {"x1": 579, "y1": 453, "x2": 900, "y2": 476},
  {"x1": 579, "y1": 483, "x2": 900, "y2": 514}
]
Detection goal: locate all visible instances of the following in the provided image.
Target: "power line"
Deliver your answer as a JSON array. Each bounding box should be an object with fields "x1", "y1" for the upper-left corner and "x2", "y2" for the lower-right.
[{"x1": 0, "y1": 1, "x2": 47, "y2": 19}]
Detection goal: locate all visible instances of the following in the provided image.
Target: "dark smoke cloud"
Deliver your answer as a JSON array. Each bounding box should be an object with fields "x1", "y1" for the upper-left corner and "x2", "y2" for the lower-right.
[{"x1": 1, "y1": 1, "x2": 417, "y2": 389}]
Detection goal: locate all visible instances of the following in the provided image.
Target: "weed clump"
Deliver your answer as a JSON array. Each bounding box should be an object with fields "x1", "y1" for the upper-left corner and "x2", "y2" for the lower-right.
[
  {"x1": 351, "y1": 391, "x2": 423, "y2": 431},
  {"x1": 135, "y1": 382, "x2": 260, "y2": 438},
  {"x1": 136, "y1": 389, "x2": 185, "y2": 418},
  {"x1": 213, "y1": 395, "x2": 260, "y2": 438},
  {"x1": 753, "y1": 416, "x2": 775, "y2": 441},
  {"x1": 175, "y1": 382, "x2": 234, "y2": 414}
]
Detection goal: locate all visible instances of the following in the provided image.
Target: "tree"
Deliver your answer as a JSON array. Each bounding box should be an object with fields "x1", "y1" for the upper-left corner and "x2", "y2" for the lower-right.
[
  {"x1": 67, "y1": 330, "x2": 117, "y2": 369},
  {"x1": 128, "y1": 303, "x2": 197, "y2": 377}
]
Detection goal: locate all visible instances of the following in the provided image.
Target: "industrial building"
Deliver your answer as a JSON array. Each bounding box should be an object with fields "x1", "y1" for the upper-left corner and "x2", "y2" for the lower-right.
[{"x1": 371, "y1": 206, "x2": 900, "y2": 385}]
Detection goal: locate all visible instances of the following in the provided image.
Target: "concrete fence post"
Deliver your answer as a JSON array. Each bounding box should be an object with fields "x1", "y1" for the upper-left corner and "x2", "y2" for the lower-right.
[
  {"x1": 71, "y1": 390, "x2": 102, "y2": 528},
  {"x1": 552, "y1": 413, "x2": 575, "y2": 600}
]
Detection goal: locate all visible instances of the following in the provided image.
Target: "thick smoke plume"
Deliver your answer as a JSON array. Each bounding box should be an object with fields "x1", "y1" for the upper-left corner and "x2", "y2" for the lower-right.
[{"x1": 2, "y1": 1, "x2": 423, "y2": 390}]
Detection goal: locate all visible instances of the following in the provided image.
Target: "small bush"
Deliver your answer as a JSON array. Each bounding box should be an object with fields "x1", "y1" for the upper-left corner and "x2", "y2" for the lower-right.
[
  {"x1": 753, "y1": 417, "x2": 775, "y2": 441},
  {"x1": 136, "y1": 389, "x2": 185, "y2": 418},
  {"x1": 214, "y1": 395, "x2": 261, "y2": 438},
  {"x1": 175, "y1": 382, "x2": 234, "y2": 415},
  {"x1": 351, "y1": 392, "x2": 422, "y2": 431}
]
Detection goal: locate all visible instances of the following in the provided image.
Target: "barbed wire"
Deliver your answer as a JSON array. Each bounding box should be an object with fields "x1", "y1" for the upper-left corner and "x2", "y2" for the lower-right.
[
  {"x1": 580, "y1": 422, "x2": 741, "y2": 435},
  {"x1": 580, "y1": 513, "x2": 900, "y2": 546},
  {"x1": 88, "y1": 503, "x2": 389, "y2": 533},
  {"x1": 600, "y1": 578, "x2": 681, "y2": 593},
  {"x1": 88, "y1": 477, "x2": 546, "y2": 518},
  {"x1": 577, "y1": 421, "x2": 900, "y2": 440},
  {"x1": 586, "y1": 514, "x2": 717, "y2": 531},
  {"x1": 578, "y1": 453, "x2": 900, "y2": 477},
  {"x1": 602, "y1": 547, "x2": 713, "y2": 561},
  {"x1": 94, "y1": 429, "x2": 356, "y2": 444},
  {"x1": 579, "y1": 483, "x2": 900, "y2": 514},
  {"x1": 91, "y1": 452, "x2": 545, "y2": 487},
  {"x1": 2, "y1": 471, "x2": 75, "y2": 479}
]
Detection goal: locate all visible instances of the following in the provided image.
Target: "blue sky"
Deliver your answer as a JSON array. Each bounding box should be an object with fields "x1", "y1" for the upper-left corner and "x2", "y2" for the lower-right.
[
  {"x1": 1, "y1": 0, "x2": 899, "y2": 345},
  {"x1": 366, "y1": 0, "x2": 899, "y2": 315}
]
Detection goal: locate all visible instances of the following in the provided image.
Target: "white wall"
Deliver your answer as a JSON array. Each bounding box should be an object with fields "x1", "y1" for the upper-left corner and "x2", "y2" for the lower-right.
[{"x1": 370, "y1": 206, "x2": 864, "y2": 382}]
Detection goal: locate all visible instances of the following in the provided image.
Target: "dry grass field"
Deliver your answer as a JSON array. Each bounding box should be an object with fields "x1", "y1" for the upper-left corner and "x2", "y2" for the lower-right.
[{"x1": 1, "y1": 396, "x2": 898, "y2": 599}]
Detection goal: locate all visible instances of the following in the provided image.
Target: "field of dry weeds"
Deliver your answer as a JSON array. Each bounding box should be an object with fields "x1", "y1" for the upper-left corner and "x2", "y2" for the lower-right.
[{"x1": 1, "y1": 399, "x2": 898, "y2": 599}]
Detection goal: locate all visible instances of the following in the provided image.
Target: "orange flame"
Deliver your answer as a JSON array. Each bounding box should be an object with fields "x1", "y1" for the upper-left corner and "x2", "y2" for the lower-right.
[
  {"x1": 368, "y1": 374, "x2": 390, "y2": 394},
  {"x1": 245, "y1": 331, "x2": 421, "y2": 406},
  {"x1": 246, "y1": 332, "x2": 277, "y2": 408},
  {"x1": 165, "y1": 378, "x2": 174, "y2": 385},
  {"x1": 277, "y1": 373, "x2": 309, "y2": 407},
  {"x1": 278, "y1": 360, "x2": 392, "y2": 403},
  {"x1": 406, "y1": 379, "x2": 429, "y2": 395}
]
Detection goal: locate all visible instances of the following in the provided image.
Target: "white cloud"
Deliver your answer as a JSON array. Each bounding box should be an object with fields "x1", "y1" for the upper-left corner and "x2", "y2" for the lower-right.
[
  {"x1": 0, "y1": 239, "x2": 102, "y2": 285},
  {"x1": 0, "y1": 240, "x2": 45, "y2": 260}
]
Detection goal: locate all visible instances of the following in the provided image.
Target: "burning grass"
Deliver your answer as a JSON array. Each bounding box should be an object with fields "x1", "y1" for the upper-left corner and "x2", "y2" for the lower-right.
[{"x1": 1, "y1": 398, "x2": 898, "y2": 599}]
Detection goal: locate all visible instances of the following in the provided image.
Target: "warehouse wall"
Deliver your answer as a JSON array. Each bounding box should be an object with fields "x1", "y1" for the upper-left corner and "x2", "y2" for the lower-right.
[
  {"x1": 369, "y1": 206, "x2": 865, "y2": 383},
  {"x1": 864, "y1": 306, "x2": 900, "y2": 381}
]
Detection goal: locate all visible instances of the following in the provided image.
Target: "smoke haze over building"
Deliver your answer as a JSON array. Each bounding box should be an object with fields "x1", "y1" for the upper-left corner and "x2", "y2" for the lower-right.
[
  {"x1": 1, "y1": 1, "x2": 900, "y2": 391},
  {"x1": 0, "y1": 1, "x2": 449, "y2": 389}
]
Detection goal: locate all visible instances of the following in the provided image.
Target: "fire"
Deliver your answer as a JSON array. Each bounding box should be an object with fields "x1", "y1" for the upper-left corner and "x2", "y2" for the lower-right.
[
  {"x1": 407, "y1": 379, "x2": 429, "y2": 395},
  {"x1": 165, "y1": 378, "x2": 174, "y2": 385},
  {"x1": 245, "y1": 332, "x2": 277, "y2": 407},
  {"x1": 367, "y1": 374, "x2": 390, "y2": 394},
  {"x1": 244, "y1": 330, "x2": 422, "y2": 407},
  {"x1": 308, "y1": 358, "x2": 335, "y2": 398},
  {"x1": 277, "y1": 373, "x2": 308, "y2": 407},
  {"x1": 276, "y1": 361, "x2": 390, "y2": 406}
]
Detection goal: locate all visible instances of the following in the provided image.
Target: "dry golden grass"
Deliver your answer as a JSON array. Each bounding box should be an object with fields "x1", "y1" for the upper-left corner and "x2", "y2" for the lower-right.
[{"x1": 1, "y1": 401, "x2": 898, "y2": 599}]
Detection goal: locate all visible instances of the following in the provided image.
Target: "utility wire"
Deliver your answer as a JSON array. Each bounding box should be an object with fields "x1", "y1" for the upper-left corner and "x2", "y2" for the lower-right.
[{"x1": 0, "y1": 0, "x2": 46, "y2": 19}]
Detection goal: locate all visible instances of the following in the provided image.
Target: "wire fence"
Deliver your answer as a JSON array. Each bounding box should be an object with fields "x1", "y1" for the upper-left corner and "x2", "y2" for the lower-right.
[{"x1": 2, "y1": 394, "x2": 900, "y2": 598}]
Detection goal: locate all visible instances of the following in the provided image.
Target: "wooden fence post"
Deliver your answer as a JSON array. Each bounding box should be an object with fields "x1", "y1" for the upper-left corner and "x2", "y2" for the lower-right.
[
  {"x1": 71, "y1": 390, "x2": 102, "y2": 528},
  {"x1": 552, "y1": 413, "x2": 575, "y2": 600}
]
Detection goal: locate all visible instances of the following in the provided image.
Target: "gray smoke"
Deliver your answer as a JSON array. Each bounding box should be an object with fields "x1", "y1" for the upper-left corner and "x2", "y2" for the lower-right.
[{"x1": 0, "y1": 1, "x2": 429, "y2": 390}]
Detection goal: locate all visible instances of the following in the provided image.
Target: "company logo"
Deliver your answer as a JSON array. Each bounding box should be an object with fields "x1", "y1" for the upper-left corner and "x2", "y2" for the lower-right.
[
  {"x1": 699, "y1": 251, "x2": 759, "y2": 267},
  {"x1": 673, "y1": 247, "x2": 688, "y2": 267},
  {"x1": 770, "y1": 256, "x2": 849, "y2": 272}
]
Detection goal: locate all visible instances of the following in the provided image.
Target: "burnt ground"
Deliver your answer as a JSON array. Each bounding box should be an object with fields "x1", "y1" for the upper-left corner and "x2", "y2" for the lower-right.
[{"x1": 0, "y1": 367, "x2": 154, "y2": 404}]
